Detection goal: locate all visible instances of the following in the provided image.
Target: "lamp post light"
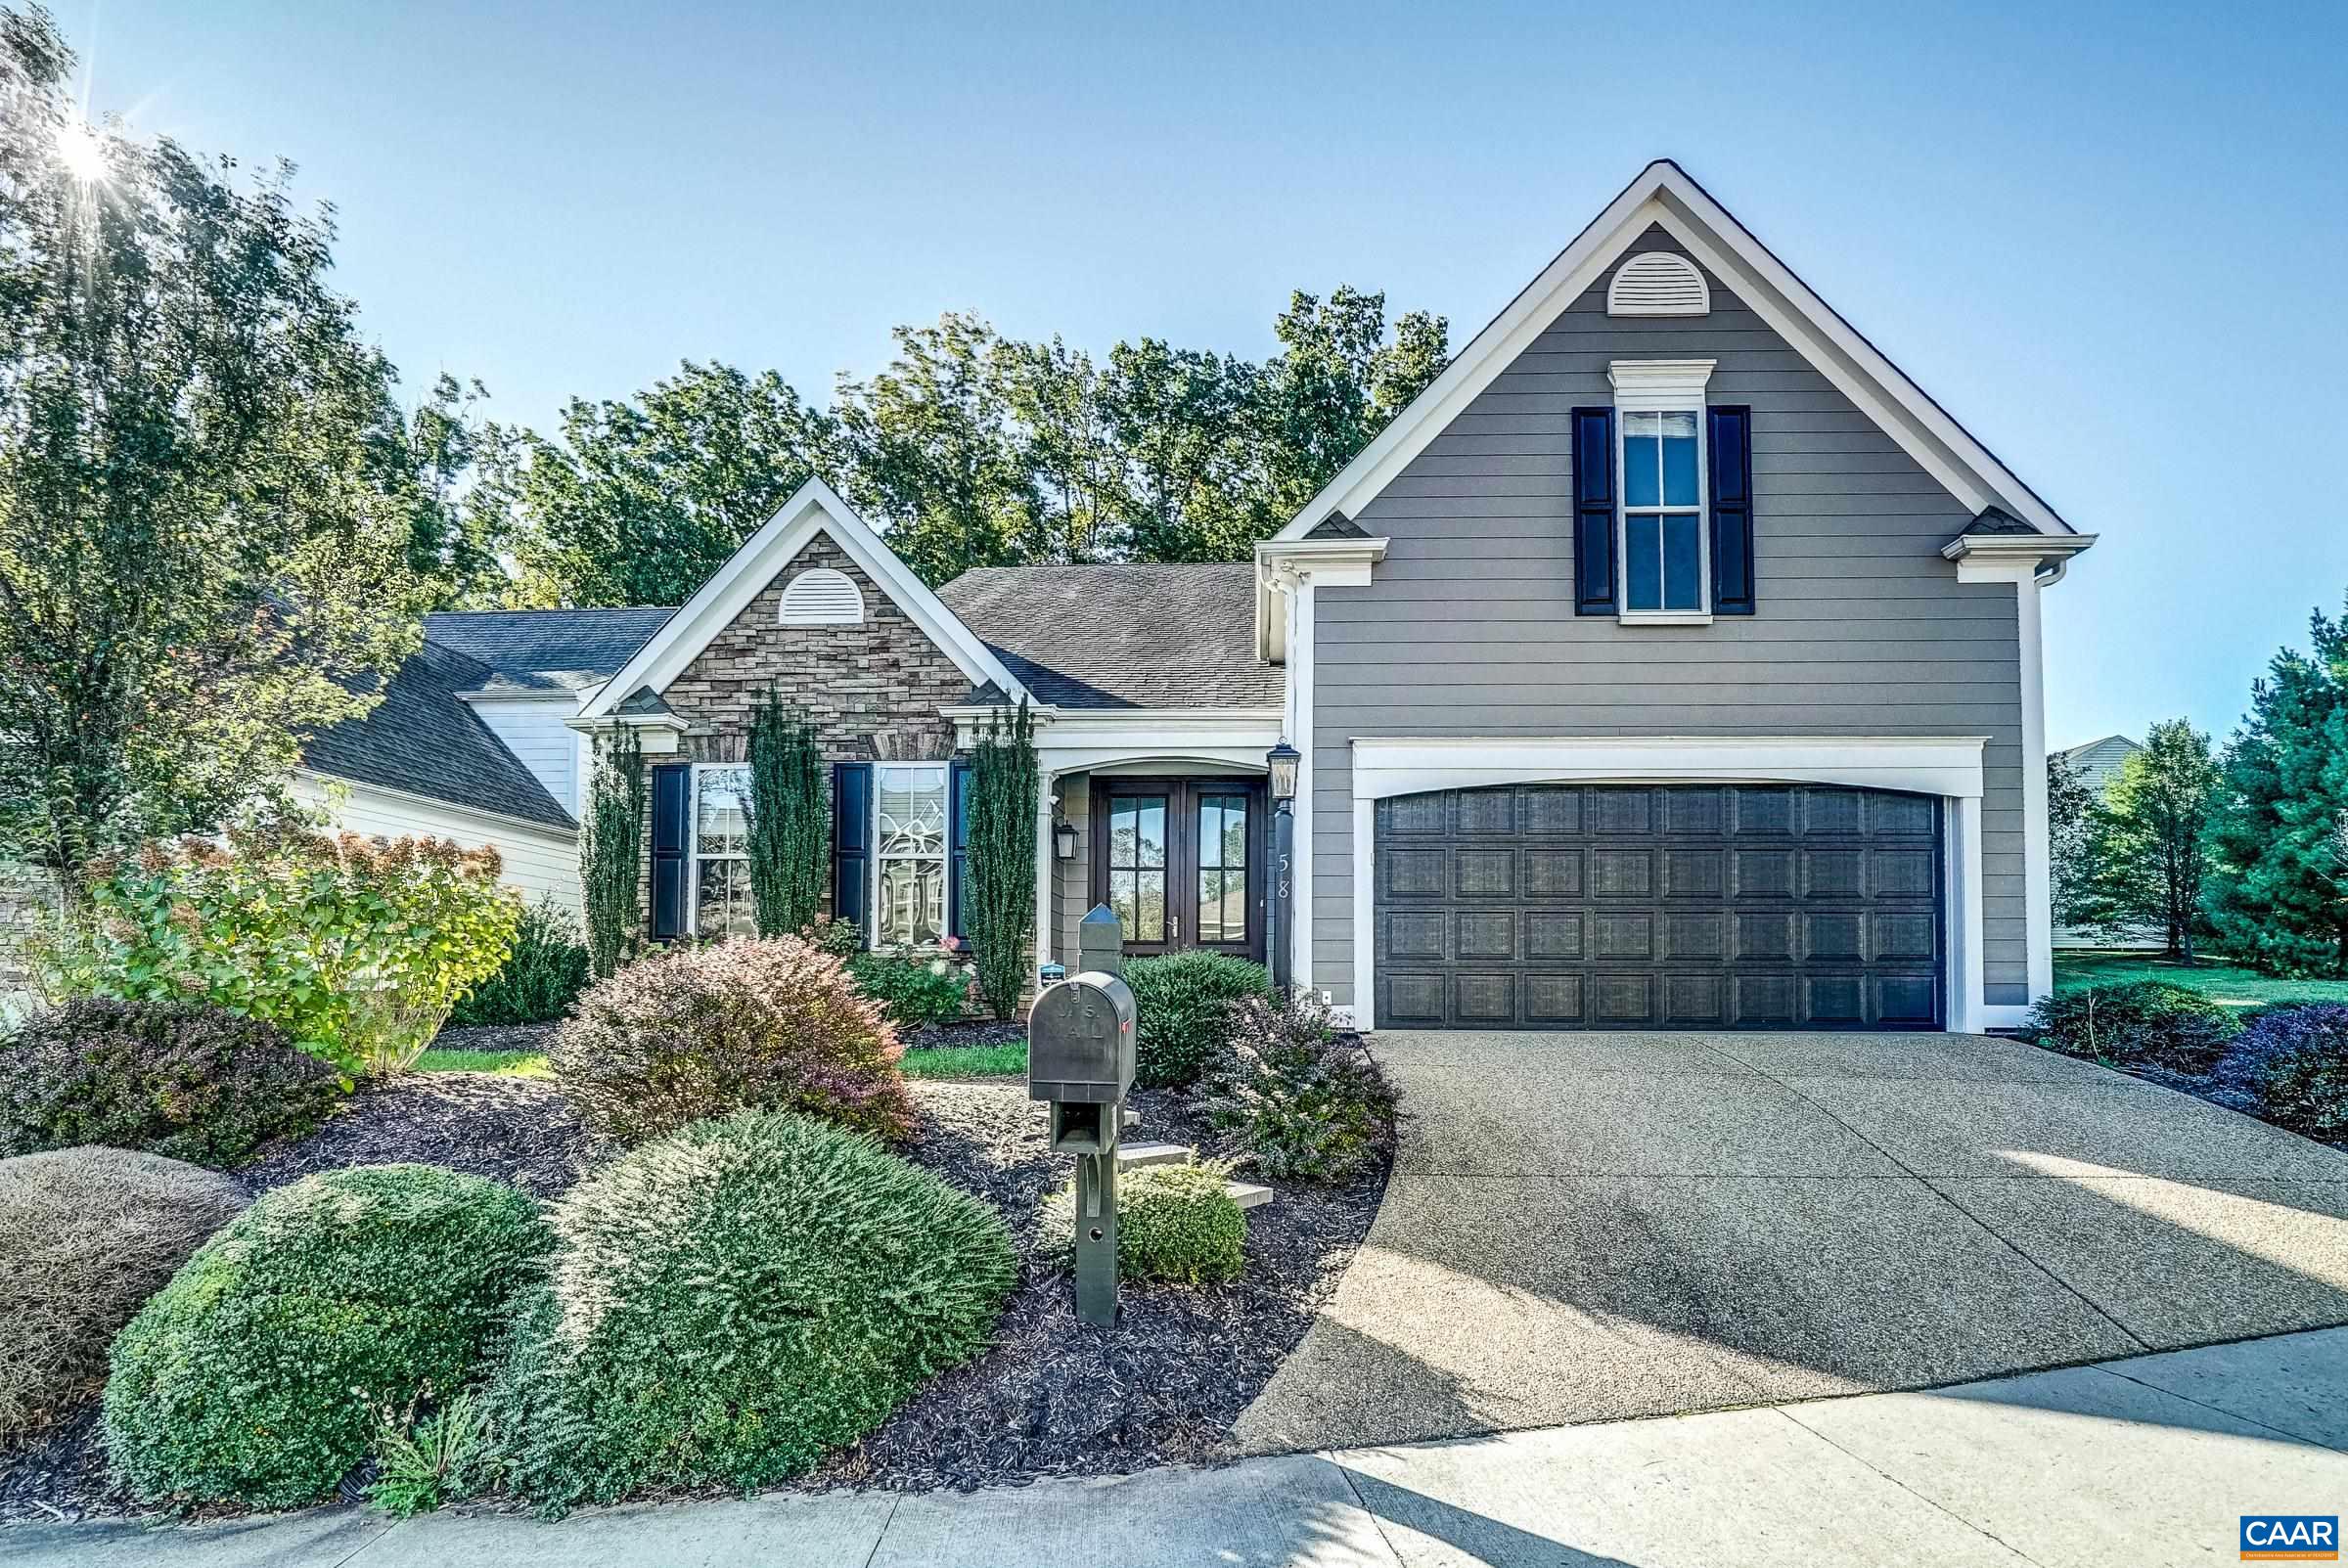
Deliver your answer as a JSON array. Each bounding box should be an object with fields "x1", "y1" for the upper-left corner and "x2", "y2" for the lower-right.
[{"x1": 1266, "y1": 739, "x2": 1299, "y2": 991}]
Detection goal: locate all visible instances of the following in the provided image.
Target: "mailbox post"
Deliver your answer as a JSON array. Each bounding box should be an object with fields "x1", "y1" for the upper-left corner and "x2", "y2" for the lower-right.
[{"x1": 1029, "y1": 904, "x2": 1134, "y2": 1326}]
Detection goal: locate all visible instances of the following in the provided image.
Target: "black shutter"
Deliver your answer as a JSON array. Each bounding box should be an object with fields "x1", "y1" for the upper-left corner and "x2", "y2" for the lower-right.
[
  {"x1": 649, "y1": 763, "x2": 690, "y2": 941},
  {"x1": 946, "y1": 759, "x2": 972, "y2": 940},
  {"x1": 1571, "y1": 407, "x2": 1616, "y2": 614},
  {"x1": 832, "y1": 762, "x2": 871, "y2": 941},
  {"x1": 1708, "y1": 405, "x2": 1755, "y2": 615}
]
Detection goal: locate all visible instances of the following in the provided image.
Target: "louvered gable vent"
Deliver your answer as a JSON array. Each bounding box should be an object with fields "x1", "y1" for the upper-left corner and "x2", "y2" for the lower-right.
[
  {"x1": 778, "y1": 566, "x2": 864, "y2": 626},
  {"x1": 1607, "y1": 251, "x2": 1709, "y2": 317}
]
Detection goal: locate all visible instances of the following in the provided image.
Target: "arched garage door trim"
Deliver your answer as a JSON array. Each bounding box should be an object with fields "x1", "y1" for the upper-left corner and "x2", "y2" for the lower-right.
[{"x1": 1347, "y1": 737, "x2": 1992, "y2": 1034}]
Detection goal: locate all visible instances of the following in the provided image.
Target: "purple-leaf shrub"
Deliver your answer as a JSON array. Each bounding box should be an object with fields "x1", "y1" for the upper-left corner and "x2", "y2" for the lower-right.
[
  {"x1": 553, "y1": 935, "x2": 915, "y2": 1142},
  {"x1": 2221, "y1": 1004, "x2": 2348, "y2": 1139}
]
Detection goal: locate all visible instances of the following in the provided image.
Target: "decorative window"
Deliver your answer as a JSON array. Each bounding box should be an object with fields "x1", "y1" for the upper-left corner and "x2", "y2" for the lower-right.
[
  {"x1": 778, "y1": 567, "x2": 864, "y2": 626},
  {"x1": 1606, "y1": 251, "x2": 1709, "y2": 317},
  {"x1": 1608, "y1": 360, "x2": 1715, "y2": 622},
  {"x1": 691, "y1": 764, "x2": 755, "y2": 939},
  {"x1": 874, "y1": 763, "x2": 949, "y2": 947}
]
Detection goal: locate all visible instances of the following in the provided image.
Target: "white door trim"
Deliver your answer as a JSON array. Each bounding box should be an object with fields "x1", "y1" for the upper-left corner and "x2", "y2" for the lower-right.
[{"x1": 1343, "y1": 735, "x2": 1990, "y2": 1034}]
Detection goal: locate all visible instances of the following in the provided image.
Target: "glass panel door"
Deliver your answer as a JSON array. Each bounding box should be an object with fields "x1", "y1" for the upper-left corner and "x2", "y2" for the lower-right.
[
  {"x1": 1195, "y1": 792, "x2": 1251, "y2": 948},
  {"x1": 1105, "y1": 792, "x2": 1170, "y2": 951}
]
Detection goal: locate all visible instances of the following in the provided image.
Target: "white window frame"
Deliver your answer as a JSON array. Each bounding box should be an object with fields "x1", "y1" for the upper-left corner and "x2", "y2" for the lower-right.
[
  {"x1": 1608, "y1": 359, "x2": 1716, "y2": 626},
  {"x1": 870, "y1": 760, "x2": 953, "y2": 951},
  {"x1": 688, "y1": 761, "x2": 754, "y2": 939}
]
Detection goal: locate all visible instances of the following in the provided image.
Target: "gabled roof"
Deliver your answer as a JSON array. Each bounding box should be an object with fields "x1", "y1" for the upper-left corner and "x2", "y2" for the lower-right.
[
  {"x1": 938, "y1": 563, "x2": 1283, "y2": 711},
  {"x1": 576, "y1": 478, "x2": 1034, "y2": 721},
  {"x1": 2057, "y1": 734, "x2": 2141, "y2": 790},
  {"x1": 1273, "y1": 158, "x2": 2077, "y2": 543},
  {"x1": 301, "y1": 640, "x2": 577, "y2": 829},
  {"x1": 422, "y1": 607, "x2": 675, "y2": 695}
]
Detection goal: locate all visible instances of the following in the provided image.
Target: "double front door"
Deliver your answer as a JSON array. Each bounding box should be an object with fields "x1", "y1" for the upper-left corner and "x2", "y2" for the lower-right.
[{"x1": 1090, "y1": 779, "x2": 1266, "y2": 963}]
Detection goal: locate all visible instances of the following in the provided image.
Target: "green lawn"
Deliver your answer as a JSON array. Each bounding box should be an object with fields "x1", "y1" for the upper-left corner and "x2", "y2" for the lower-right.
[
  {"x1": 899, "y1": 1042, "x2": 1027, "y2": 1079},
  {"x1": 2054, "y1": 951, "x2": 2348, "y2": 1008},
  {"x1": 414, "y1": 1048, "x2": 551, "y2": 1076}
]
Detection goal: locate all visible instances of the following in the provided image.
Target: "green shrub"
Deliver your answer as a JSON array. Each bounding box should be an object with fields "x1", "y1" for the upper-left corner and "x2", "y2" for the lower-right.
[
  {"x1": 63, "y1": 827, "x2": 521, "y2": 1076},
  {"x1": 477, "y1": 1110, "x2": 1015, "y2": 1512},
  {"x1": 1122, "y1": 952, "x2": 1273, "y2": 1089},
  {"x1": 2222, "y1": 1003, "x2": 2348, "y2": 1138},
  {"x1": 0, "y1": 998, "x2": 343, "y2": 1167},
  {"x1": 801, "y1": 914, "x2": 865, "y2": 959},
  {"x1": 0, "y1": 1146, "x2": 247, "y2": 1443},
  {"x1": 369, "y1": 1391, "x2": 485, "y2": 1519},
  {"x1": 847, "y1": 946, "x2": 972, "y2": 1029},
  {"x1": 1042, "y1": 1159, "x2": 1246, "y2": 1285},
  {"x1": 449, "y1": 902, "x2": 591, "y2": 1027},
  {"x1": 554, "y1": 935, "x2": 915, "y2": 1143},
  {"x1": 2024, "y1": 980, "x2": 2242, "y2": 1073},
  {"x1": 104, "y1": 1164, "x2": 552, "y2": 1508},
  {"x1": 1205, "y1": 993, "x2": 1395, "y2": 1182}
]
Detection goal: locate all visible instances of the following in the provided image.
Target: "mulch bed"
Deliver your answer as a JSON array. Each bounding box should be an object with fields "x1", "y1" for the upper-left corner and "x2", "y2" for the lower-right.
[{"x1": 0, "y1": 1053, "x2": 1388, "y2": 1520}]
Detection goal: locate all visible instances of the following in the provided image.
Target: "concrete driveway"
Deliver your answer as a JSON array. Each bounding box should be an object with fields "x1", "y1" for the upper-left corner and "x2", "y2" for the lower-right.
[{"x1": 1237, "y1": 1029, "x2": 2348, "y2": 1453}]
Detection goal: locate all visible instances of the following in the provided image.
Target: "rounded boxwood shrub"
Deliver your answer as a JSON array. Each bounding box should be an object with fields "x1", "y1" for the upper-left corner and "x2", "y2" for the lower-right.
[
  {"x1": 478, "y1": 1109, "x2": 1015, "y2": 1512},
  {"x1": 0, "y1": 998, "x2": 343, "y2": 1168},
  {"x1": 2024, "y1": 980, "x2": 2241, "y2": 1073},
  {"x1": 1043, "y1": 1160, "x2": 1246, "y2": 1285},
  {"x1": 449, "y1": 902, "x2": 592, "y2": 1027},
  {"x1": 2220, "y1": 1003, "x2": 2348, "y2": 1138},
  {"x1": 1122, "y1": 952, "x2": 1273, "y2": 1089},
  {"x1": 0, "y1": 1146, "x2": 247, "y2": 1444},
  {"x1": 104, "y1": 1164, "x2": 553, "y2": 1508},
  {"x1": 554, "y1": 935, "x2": 915, "y2": 1143}
]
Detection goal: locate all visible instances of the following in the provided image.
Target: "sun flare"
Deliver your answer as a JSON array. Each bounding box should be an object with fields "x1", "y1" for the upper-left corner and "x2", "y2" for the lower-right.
[{"x1": 55, "y1": 119, "x2": 108, "y2": 184}]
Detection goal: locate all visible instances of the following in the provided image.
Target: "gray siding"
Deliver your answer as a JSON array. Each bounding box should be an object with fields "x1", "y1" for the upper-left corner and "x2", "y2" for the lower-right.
[
  {"x1": 1053, "y1": 773, "x2": 1092, "y2": 964},
  {"x1": 1310, "y1": 227, "x2": 2030, "y2": 1009}
]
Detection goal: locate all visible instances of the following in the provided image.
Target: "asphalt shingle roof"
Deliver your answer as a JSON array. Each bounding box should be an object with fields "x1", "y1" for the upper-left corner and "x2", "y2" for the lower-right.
[
  {"x1": 420, "y1": 607, "x2": 675, "y2": 694},
  {"x1": 302, "y1": 640, "x2": 578, "y2": 829},
  {"x1": 937, "y1": 563, "x2": 1284, "y2": 711}
]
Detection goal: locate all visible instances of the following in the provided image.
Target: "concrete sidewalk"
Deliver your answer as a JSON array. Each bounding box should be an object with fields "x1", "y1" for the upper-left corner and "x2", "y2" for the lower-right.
[{"x1": 15, "y1": 1326, "x2": 2347, "y2": 1568}]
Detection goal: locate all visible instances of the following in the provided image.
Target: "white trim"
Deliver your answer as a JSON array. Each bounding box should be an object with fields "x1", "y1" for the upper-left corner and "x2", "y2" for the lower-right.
[
  {"x1": 579, "y1": 478, "x2": 1031, "y2": 721},
  {"x1": 1340, "y1": 737, "x2": 1994, "y2": 1035},
  {"x1": 1943, "y1": 531, "x2": 2098, "y2": 587},
  {"x1": 871, "y1": 760, "x2": 953, "y2": 951},
  {"x1": 1348, "y1": 736, "x2": 1989, "y2": 804},
  {"x1": 1608, "y1": 358, "x2": 1716, "y2": 404},
  {"x1": 1288, "y1": 581, "x2": 1316, "y2": 994},
  {"x1": 777, "y1": 566, "x2": 865, "y2": 626},
  {"x1": 1271, "y1": 160, "x2": 2078, "y2": 543},
  {"x1": 1607, "y1": 250, "x2": 1710, "y2": 316},
  {"x1": 1254, "y1": 536, "x2": 1388, "y2": 662},
  {"x1": 1610, "y1": 366, "x2": 1713, "y2": 620},
  {"x1": 2014, "y1": 574, "x2": 2054, "y2": 1004}
]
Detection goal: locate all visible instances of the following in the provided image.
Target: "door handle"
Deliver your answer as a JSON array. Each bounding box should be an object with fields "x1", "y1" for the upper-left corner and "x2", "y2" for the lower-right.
[{"x1": 1170, "y1": 914, "x2": 1180, "y2": 944}]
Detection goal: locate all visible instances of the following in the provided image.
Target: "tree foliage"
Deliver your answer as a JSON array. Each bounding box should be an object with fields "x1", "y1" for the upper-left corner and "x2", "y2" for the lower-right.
[
  {"x1": 579, "y1": 729, "x2": 647, "y2": 979},
  {"x1": 745, "y1": 691, "x2": 826, "y2": 937},
  {"x1": 2048, "y1": 749, "x2": 2097, "y2": 928},
  {"x1": 2076, "y1": 719, "x2": 2221, "y2": 962},
  {"x1": 2207, "y1": 601, "x2": 2348, "y2": 975},
  {"x1": 0, "y1": 9, "x2": 459, "y2": 880},
  {"x1": 965, "y1": 701, "x2": 1037, "y2": 1020},
  {"x1": 488, "y1": 295, "x2": 1449, "y2": 604}
]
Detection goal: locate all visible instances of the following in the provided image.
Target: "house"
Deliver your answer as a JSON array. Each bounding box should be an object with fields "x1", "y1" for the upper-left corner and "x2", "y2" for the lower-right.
[
  {"x1": 314, "y1": 159, "x2": 2091, "y2": 1032},
  {"x1": 2052, "y1": 733, "x2": 2146, "y2": 951},
  {"x1": 2056, "y1": 734, "x2": 2141, "y2": 797}
]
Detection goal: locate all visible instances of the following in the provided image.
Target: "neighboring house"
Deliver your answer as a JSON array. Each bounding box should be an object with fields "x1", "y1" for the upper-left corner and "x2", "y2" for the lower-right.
[
  {"x1": 316, "y1": 160, "x2": 2092, "y2": 1032},
  {"x1": 2052, "y1": 733, "x2": 2149, "y2": 950},
  {"x1": 297, "y1": 607, "x2": 675, "y2": 913}
]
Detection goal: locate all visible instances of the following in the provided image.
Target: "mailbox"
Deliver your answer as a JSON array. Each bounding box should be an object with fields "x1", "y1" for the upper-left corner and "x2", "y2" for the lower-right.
[{"x1": 1027, "y1": 972, "x2": 1136, "y2": 1105}]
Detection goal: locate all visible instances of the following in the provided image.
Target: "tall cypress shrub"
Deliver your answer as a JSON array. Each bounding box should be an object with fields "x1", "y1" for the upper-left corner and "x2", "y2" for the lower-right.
[
  {"x1": 966, "y1": 701, "x2": 1037, "y2": 1020},
  {"x1": 580, "y1": 729, "x2": 647, "y2": 979},
  {"x1": 746, "y1": 691, "x2": 827, "y2": 936}
]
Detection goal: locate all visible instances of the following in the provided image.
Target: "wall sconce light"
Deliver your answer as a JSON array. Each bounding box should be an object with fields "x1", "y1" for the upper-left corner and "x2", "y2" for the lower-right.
[{"x1": 1053, "y1": 819, "x2": 1078, "y2": 860}]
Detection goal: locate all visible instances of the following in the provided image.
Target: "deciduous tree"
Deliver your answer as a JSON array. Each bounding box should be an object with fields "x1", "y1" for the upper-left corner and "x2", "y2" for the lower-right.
[
  {"x1": 0, "y1": 7, "x2": 437, "y2": 884},
  {"x1": 2079, "y1": 719, "x2": 2221, "y2": 962}
]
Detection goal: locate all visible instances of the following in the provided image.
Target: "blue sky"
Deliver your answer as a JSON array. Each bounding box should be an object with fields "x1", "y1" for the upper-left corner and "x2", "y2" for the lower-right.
[{"x1": 67, "y1": 0, "x2": 2348, "y2": 750}]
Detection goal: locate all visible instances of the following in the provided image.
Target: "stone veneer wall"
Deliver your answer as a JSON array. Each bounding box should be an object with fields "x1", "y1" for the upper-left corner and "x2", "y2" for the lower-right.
[{"x1": 630, "y1": 534, "x2": 977, "y2": 936}]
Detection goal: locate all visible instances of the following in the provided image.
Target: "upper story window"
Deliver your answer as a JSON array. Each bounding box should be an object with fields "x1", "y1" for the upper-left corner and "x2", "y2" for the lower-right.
[
  {"x1": 779, "y1": 567, "x2": 864, "y2": 626},
  {"x1": 1608, "y1": 360, "x2": 1714, "y2": 624}
]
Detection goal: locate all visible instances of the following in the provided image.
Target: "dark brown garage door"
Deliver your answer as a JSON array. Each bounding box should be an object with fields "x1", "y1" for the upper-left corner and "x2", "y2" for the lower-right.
[{"x1": 1375, "y1": 784, "x2": 1944, "y2": 1030}]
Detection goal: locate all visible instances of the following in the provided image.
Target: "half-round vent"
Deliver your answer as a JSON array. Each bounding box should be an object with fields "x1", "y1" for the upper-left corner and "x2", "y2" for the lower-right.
[
  {"x1": 1607, "y1": 252, "x2": 1709, "y2": 317},
  {"x1": 778, "y1": 567, "x2": 864, "y2": 626}
]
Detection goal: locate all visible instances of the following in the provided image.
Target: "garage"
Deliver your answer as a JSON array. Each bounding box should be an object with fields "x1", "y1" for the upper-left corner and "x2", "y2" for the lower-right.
[{"x1": 1374, "y1": 783, "x2": 1944, "y2": 1030}]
